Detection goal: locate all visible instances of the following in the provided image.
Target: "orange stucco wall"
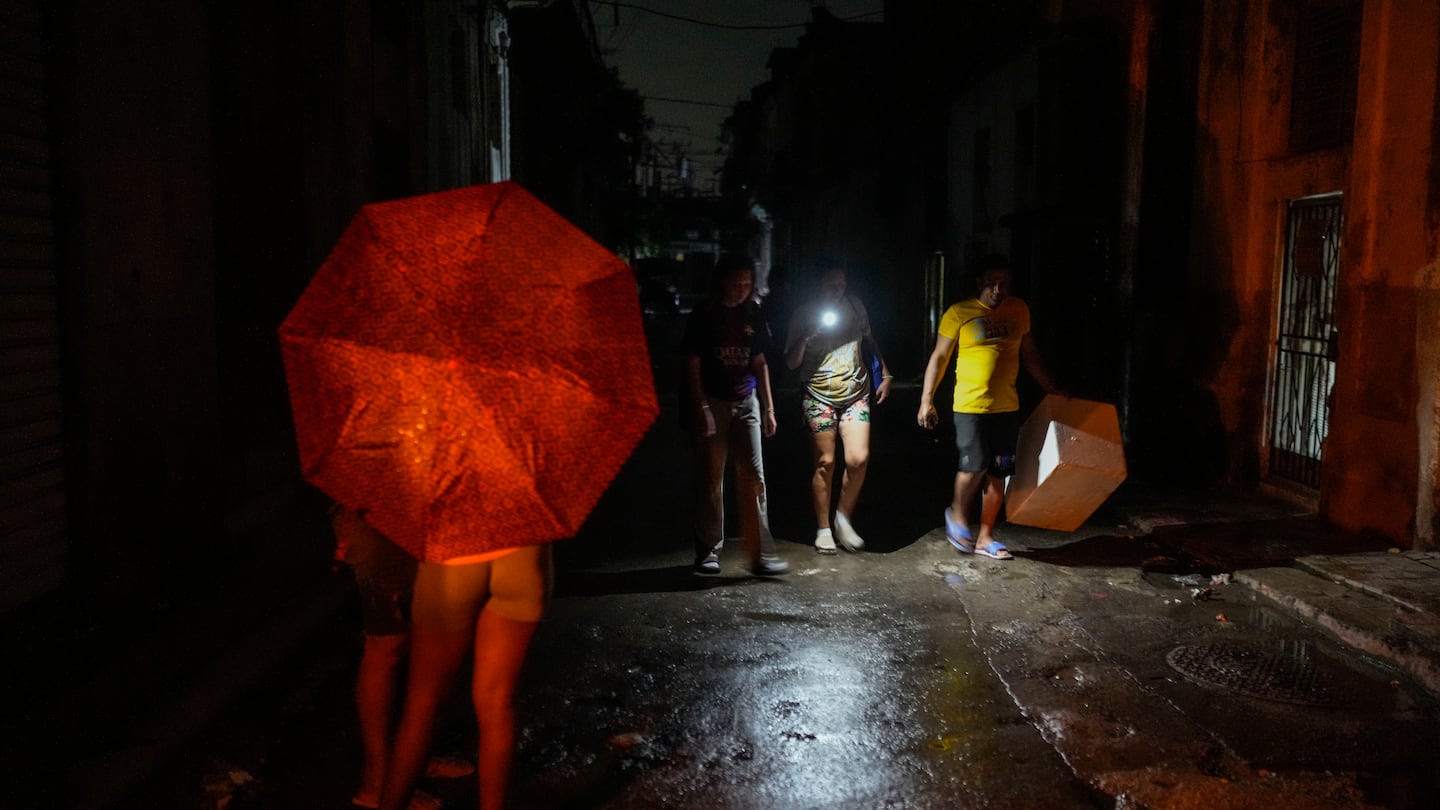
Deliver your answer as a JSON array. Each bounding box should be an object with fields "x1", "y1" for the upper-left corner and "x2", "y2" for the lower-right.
[
  {"x1": 1194, "y1": 0, "x2": 1440, "y2": 547},
  {"x1": 1328, "y1": 0, "x2": 1440, "y2": 547}
]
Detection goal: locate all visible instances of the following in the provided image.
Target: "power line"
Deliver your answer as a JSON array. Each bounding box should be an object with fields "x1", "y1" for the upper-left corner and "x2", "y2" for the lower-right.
[
  {"x1": 642, "y1": 94, "x2": 734, "y2": 109},
  {"x1": 592, "y1": 1, "x2": 883, "y2": 31}
]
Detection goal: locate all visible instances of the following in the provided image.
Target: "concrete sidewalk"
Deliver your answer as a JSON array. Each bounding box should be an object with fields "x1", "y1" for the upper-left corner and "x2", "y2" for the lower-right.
[
  {"x1": 1098, "y1": 479, "x2": 1440, "y2": 700},
  {"x1": 1240, "y1": 552, "x2": 1440, "y2": 697}
]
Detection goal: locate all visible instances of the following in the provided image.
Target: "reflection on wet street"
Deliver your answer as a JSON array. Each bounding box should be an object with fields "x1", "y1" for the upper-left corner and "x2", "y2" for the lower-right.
[
  {"x1": 498, "y1": 372, "x2": 1439, "y2": 809},
  {"x1": 515, "y1": 553, "x2": 1099, "y2": 809},
  {"x1": 134, "y1": 367, "x2": 1438, "y2": 810}
]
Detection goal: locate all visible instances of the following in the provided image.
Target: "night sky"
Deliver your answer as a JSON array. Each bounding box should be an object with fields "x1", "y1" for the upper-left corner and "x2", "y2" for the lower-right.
[{"x1": 593, "y1": 0, "x2": 883, "y2": 190}]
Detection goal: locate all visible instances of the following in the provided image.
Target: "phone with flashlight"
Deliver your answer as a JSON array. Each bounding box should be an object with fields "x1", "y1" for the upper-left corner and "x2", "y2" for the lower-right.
[{"x1": 820, "y1": 310, "x2": 838, "y2": 329}]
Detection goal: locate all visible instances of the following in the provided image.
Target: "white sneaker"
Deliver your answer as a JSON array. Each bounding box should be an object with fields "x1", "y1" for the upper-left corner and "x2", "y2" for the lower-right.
[
  {"x1": 694, "y1": 551, "x2": 721, "y2": 575},
  {"x1": 814, "y1": 528, "x2": 837, "y2": 554},
  {"x1": 750, "y1": 554, "x2": 790, "y2": 576},
  {"x1": 833, "y1": 511, "x2": 865, "y2": 552}
]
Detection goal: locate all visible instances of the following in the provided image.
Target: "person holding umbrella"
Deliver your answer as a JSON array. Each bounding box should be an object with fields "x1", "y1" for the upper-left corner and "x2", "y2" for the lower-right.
[
  {"x1": 330, "y1": 504, "x2": 473, "y2": 810},
  {"x1": 378, "y1": 544, "x2": 552, "y2": 810},
  {"x1": 784, "y1": 262, "x2": 891, "y2": 554},
  {"x1": 682, "y1": 253, "x2": 789, "y2": 577},
  {"x1": 280, "y1": 183, "x2": 659, "y2": 810}
]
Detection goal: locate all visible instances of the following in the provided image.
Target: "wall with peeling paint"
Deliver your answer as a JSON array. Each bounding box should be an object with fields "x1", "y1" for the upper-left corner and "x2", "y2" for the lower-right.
[{"x1": 1192, "y1": 0, "x2": 1439, "y2": 548}]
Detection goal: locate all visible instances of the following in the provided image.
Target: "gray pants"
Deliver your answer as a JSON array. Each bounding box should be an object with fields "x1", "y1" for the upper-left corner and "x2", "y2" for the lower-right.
[{"x1": 693, "y1": 391, "x2": 775, "y2": 563}]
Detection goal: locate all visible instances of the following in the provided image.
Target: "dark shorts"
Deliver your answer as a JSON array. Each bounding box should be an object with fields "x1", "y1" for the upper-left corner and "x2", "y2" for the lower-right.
[
  {"x1": 333, "y1": 506, "x2": 418, "y2": 637},
  {"x1": 953, "y1": 411, "x2": 1020, "y2": 476}
]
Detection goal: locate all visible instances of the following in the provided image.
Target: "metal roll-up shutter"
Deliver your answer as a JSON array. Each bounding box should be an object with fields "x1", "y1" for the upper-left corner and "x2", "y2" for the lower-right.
[{"x1": 0, "y1": 0, "x2": 67, "y2": 614}]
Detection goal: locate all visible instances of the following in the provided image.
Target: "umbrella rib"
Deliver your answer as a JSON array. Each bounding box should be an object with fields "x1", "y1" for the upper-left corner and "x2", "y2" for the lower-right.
[{"x1": 465, "y1": 187, "x2": 508, "y2": 274}]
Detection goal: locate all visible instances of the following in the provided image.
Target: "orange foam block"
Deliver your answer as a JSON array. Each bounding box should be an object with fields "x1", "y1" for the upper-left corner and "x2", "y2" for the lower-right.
[{"x1": 1006, "y1": 396, "x2": 1126, "y2": 532}]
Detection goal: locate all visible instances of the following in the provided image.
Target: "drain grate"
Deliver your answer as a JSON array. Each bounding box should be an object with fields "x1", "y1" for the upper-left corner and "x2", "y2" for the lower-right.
[{"x1": 1166, "y1": 643, "x2": 1339, "y2": 706}]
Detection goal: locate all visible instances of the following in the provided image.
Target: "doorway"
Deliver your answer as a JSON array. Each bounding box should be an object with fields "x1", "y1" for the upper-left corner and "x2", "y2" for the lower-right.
[{"x1": 1267, "y1": 194, "x2": 1342, "y2": 489}]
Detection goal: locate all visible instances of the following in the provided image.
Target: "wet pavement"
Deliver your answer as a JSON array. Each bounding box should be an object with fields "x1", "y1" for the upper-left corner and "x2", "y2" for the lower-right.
[
  {"x1": 947, "y1": 547, "x2": 1439, "y2": 809},
  {"x1": 1242, "y1": 553, "x2": 1440, "y2": 696},
  {"x1": 20, "y1": 312, "x2": 1440, "y2": 809}
]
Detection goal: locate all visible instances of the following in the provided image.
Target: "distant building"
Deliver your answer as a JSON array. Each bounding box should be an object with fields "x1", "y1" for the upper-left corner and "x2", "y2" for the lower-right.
[{"x1": 722, "y1": 9, "x2": 903, "y2": 356}]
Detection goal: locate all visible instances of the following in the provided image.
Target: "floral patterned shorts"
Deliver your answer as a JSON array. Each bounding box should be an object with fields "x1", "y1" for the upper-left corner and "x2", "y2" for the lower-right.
[{"x1": 802, "y1": 390, "x2": 870, "y2": 434}]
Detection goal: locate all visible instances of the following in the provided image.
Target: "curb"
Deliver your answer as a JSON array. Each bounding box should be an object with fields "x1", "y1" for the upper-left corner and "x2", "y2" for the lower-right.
[{"x1": 1236, "y1": 566, "x2": 1440, "y2": 699}]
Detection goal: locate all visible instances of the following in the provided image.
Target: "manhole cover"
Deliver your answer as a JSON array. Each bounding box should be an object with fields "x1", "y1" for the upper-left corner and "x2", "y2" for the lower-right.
[{"x1": 1166, "y1": 643, "x2": 1339, "y2": 706}]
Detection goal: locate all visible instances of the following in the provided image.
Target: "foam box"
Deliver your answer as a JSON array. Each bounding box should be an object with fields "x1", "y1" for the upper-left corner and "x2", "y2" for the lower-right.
[{"x1": 1005, "y1": 396, "x2": 1126, "y2": 531}]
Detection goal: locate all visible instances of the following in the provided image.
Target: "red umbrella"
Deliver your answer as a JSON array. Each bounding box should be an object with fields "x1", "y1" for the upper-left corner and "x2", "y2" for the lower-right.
[{"x1": 279, "y1": 182, "x2": 657, "y2": 561}]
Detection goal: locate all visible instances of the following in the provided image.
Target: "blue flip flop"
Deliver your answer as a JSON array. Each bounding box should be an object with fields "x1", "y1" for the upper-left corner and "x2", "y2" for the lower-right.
[
  {"x1": 944, "y1": 508, "x2": 975, "y2": 553},
  {"x1": 973, "y1": 539, "x2": 1013, "y2": 560}
]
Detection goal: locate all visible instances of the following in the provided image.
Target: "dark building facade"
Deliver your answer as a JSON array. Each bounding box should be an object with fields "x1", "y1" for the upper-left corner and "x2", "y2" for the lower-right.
[
  {"x1": 0, "y1": 0, "x2": 625, "y2": 627},
  {"x1": 726, "y1": 0, "x2": 1440, "y2": 548}
]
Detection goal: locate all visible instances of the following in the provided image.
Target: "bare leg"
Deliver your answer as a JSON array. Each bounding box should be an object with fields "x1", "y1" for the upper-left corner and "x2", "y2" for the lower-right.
[
  {"x1": 834, "y1": 419, "x2": 870, "y2": 519},
  {"x1": 976, "y1": 474, "x2": 1006, "y2": 546},
  {"x1": 950, "y1": 470, "x2": 986, "y2": 533},
  {"x1": 354, "y1": 633, "x2": 407, "y2": 805},
  {"x1": 378, "y1": 628, "x2": 471, "y2": 810},
  {"x1": 472, "y1": 612, "x2": 539, "y2": 810},
  {"x1": 809, "y1": 430, "x2": 838, "y2": 529}
]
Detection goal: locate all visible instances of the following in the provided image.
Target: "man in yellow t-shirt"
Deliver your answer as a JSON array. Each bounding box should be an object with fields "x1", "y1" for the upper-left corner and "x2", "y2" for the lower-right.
[{"x1": 917, "y1": 256, "x2": 1063, "y2": 560}]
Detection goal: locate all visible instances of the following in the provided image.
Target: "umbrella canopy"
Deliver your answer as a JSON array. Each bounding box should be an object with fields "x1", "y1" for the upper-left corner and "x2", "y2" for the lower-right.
[{"x1": 280, "y1": 182, "x2": 657, "y2": 561}]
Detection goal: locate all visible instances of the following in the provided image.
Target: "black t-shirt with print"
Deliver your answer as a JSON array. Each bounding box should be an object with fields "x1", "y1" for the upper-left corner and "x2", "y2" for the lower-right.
[{"x1": 681, "y1": 300, "x2": 770, "y2": 401}]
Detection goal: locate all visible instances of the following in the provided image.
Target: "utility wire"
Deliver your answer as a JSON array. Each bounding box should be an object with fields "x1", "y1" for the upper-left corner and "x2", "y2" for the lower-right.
[
  {"x1": 592, "y1": 1, "x2": 882, "y2": 31},
  {"x1": 642, "y1": 94, "x2": 734, "y2": 109}
]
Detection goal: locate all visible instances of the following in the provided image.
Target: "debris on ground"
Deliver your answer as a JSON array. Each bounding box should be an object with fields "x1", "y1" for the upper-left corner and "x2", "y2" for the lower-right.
[{"x1": 608, "y1": 731, "x2": 645, "y2": 750}]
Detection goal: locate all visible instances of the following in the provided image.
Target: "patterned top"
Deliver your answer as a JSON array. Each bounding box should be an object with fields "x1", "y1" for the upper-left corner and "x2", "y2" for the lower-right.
[{"x1": 787, "y1": 295, "x2": 872, "y2": 408}]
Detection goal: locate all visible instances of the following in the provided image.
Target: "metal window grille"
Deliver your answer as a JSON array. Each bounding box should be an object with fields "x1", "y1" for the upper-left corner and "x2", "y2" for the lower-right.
[{"x1": 1269, "y1": 195, "x2": 1341, "y2": 488}]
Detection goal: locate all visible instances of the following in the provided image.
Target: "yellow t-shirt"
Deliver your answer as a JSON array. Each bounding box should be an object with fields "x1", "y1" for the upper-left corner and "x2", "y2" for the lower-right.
[{"x1": 938, "y1": 296, "x2": 1029, "y2": 414}]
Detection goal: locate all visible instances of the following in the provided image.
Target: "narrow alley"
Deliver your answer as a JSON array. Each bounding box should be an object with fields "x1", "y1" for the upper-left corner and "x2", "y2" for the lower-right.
[{"x1": 105, "y1": 351, "x2": 1439, "y2": 809}]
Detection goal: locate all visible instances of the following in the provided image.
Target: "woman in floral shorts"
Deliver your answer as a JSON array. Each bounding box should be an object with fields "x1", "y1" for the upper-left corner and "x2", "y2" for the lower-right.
[{"x1": 784, "y1": 264, "x2": 892, "y2": 554}]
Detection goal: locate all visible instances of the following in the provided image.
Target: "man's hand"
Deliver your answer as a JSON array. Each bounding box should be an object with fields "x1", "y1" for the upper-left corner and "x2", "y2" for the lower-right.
[{"x1": 917, "y1": 402, "x2": 939, "y2": 429}]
